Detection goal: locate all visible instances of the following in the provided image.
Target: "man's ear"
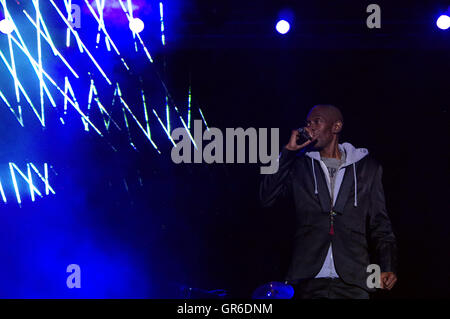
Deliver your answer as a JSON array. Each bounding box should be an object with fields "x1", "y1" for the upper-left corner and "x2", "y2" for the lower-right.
[{"x1": 333, "y1": 121, "x2": 343, "y2": 134}]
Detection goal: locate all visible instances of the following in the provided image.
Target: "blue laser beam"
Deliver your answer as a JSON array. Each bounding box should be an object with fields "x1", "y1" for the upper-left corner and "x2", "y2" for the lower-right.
[
  {"x1": 96, "y1": 97, "x2": 121, "y2": 131},
  {"x1": 27, "y1": 163, "x2": 35, "y2": 202},
  {"x1": 49, "y1": 0, "x2": 112, "y2": 85},
  {"x1": 0, "y1": 1, "x2": 21, "y2": 110},
  {"x1": 0, "y1": 88, "x2": 23, "y2": 126},
  {"x1": 2, "y1": 40, "x2": 101, "y2": 137},
  {"x1": 33, "y1": 0, "x2": 45, "y2": 127},
  {"x1": 0, "y1": 180, "x2": 7, "y2": 203},
  {"x1": 141, "y1": 90, "x2": 151, "y2": 138},
  {"x1": 117, "y1": 0, "x2": 154, "y2": 63},
  {"x1": 198, "y1": 107, "x2": 210, "y2": 131},
  {"x1": 10, "y1": 163, "x2": 43, "y2": 198},
  {"x1": 122, "y1": 107, "x2": 137, "y2": 151},
  {"x1": 61, "y1": 77, "x2": 104, "y2": 136},
  {"x1": 0, "y1": 49, "x2": 43, "y2": 126},
  {"x1": 23, "y1": 9, "x2": 79, "y2": 78},
  {"x1": 29, "y1": 163, "x2": 55, "y2": 195},
  {"x1": 165, "y1": 95, "x2": 170, "y2": 133},
  {"x1": 187, "y1": 85, "x2": 192, "y2": 130},
  {"x1": 86, "y1": 78, "x2": 121, "y2": 131},
  {"x1": 160, "y1": 2, "x2": 166, "y2": 46},
  {"x1": 93, "y1": 0, "x2": 107, "y2": 49},
  {"x1": 9, "y1": 163, "x2": 21, "y2": 205},
  {"x1": 84, "y1": 0, "x2": 121, "y2": 56},
  {"x1": 63, "y1": 0, "x2": 83, "y2": 52},
  {"x1": 153, "y1": 108, "x2": 176, "y2": 147},
  {"x1": 64, "y1": 76, "x2": 77, "y2": 115},
  {"x1": 9, "y1": 34, "x2": 57, "y2": 110},
  {"x1": 136, "y1": 33, "x2": 153, "y2": 63},
  {"x1": 2, "y1": 163, "x2": 55, "y2": 205},
  {"x1": 119, "y1": 96, "x2": 160, "y2": 152},
  {"x1": 127, "y1": 0, "x2": 134, "y2": 19},
  {"x1": 63, "y1": 0, "x2": 71, "y2": 47},
  {"x1": 179, "y1": 116, "x2": 198, "y2": 150},
  {"x1": 44, "y1": 163, "x2": 49, "y2": 196},
  {"x1": 7, "y1": 34, "x2": 21, "y2": 112},
  {"x1": 3, "y1": 0, "x2": 56, "y2": 125}
]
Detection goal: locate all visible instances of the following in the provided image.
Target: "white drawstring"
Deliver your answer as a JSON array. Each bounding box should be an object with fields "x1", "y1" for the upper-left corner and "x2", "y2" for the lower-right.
[
  {"x1": 312, "y1": 158, "x2": 318, "y2": 195},
  {"x1": 353, "y1": 163, "x2": 358, "y2": 207},
  {"x1": 310, "y1": 153, "x2": 357, "y2": 205}
]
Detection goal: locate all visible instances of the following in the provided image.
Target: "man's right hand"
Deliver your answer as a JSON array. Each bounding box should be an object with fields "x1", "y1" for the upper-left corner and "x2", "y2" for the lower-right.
[{"x1": 285, "y1": 128, "x2": 316, "y2": 151}]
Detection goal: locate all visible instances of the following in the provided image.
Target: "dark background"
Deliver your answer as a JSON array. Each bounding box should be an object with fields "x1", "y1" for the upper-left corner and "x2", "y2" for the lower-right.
[{"x1": 0, "y1": 0, "x2": 448, "y2": 298}]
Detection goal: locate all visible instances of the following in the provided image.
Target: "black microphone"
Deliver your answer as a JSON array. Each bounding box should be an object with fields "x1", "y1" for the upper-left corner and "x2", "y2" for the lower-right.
[{"x1": 296, "y1": 127, "x2": 313, "y2": 145}]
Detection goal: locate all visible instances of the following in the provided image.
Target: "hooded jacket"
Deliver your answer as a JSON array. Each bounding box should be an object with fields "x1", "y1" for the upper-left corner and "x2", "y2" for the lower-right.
[{"x1": 260, "y1": 142, "x2": 397, "y2": 292}]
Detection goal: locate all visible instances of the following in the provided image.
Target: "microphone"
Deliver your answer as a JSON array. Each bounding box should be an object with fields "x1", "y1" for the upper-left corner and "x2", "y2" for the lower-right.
[{"x1": 296, "y1": 127, "x2": 313, "y2": 145}]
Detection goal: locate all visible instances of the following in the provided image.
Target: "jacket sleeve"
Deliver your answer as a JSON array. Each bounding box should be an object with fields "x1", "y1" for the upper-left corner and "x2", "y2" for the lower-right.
[
  {"x1": 368, "y1": 164, "x2": 398, "y2": 274},
  {"x1": 259, "y1": 147, "x2": 298, "y2": 208}
]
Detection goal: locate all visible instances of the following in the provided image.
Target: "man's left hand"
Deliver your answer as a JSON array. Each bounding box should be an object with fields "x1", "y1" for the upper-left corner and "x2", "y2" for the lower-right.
[{"x1": 380, "y1": 272, "x2": 397, "y2": 290}]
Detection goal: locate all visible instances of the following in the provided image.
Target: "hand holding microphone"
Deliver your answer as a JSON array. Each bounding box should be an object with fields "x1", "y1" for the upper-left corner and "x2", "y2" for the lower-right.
[{"x1": 285, "y1": 127, "x2": 316, "y2": 151}]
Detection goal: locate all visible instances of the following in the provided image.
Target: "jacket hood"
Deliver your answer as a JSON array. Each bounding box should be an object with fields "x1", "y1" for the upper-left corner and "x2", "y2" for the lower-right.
[
  {"x1": 305, "y1": 142, "x2": 369, "y2": 208},
  {"x1": 305, "y1": 142, "x2": 369, "y2": 166}
]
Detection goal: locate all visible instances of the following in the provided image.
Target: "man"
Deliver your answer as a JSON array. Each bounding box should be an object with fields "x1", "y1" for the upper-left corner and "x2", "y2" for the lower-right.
[{"x1": 260, "y1": 105, "x2": 397, "y2": 299}]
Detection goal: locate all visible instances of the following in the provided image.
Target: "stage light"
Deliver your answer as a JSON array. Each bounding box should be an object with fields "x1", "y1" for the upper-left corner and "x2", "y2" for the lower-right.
[
  {"x1": 129, "y1": 18, "x2": 145, "y2": 33},
  {"x1": 276, "y1": 20, "x2": 290, "y2": 35},
  {"x1": 436, "y1": 15, "x2": 450, "y2": 30},
  {"x1": 0, "y1": 18, "x2": 14, "y2": 34}
]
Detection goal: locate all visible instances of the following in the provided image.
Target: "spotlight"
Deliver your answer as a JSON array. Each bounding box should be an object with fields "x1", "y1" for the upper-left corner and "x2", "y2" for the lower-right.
[
  {"x1": 436, "y1": 14, "x2": 450, "y2": 30},
  {"x1": 0, "y1": 19, "x2": 14, "y2": 34},
  {"x1": 129, "y1": 18, "x2": 145, "y2": 33},
  {"x1": 276, "y1": 19, "x2": 290, "y2": 35}
]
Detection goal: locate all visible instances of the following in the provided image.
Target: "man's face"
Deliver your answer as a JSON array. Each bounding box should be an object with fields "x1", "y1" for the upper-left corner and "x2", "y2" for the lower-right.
[{"x1": 305, "y1": 107, "x2": 337, "y2": 149}]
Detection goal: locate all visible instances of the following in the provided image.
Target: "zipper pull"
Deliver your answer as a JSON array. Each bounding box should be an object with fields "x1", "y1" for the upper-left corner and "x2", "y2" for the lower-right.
[{"x1": 329, "y1": 211, "x2": 336, "y2": 235}]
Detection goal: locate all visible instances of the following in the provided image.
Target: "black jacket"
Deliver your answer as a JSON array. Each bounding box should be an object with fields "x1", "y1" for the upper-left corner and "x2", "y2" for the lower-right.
[{"x1": 260, "y1": 143, "x2": 397, "y2": 291}]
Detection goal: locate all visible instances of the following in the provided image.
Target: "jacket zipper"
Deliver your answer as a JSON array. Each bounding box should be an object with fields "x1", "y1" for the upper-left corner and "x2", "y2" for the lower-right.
[{"x1": 328, "y1": 161, "x2": 343, "y2": 236}]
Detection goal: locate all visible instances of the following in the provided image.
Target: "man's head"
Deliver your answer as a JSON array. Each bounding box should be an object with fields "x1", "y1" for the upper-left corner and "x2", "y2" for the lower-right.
[{"x1": 306, "y1": 104, "x2": 343, "y2": 150}]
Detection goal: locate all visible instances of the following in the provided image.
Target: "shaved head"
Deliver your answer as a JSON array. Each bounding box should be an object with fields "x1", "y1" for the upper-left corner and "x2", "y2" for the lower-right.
[
  {"x1": 309, "y1": 104, "x2": 344, "y2": 125},
  {"x1": 305, "y1": 104, "x2": 344, "y2": 150}
]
